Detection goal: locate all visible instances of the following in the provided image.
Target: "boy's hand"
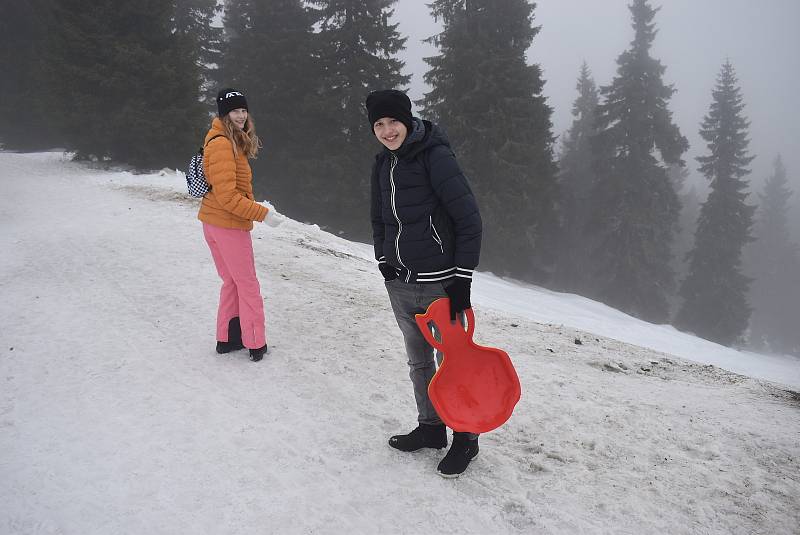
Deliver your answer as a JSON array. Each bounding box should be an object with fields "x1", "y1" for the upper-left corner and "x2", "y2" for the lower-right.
[
  {"x1": 444, "y1": 279, "x2": 471, "y2": 321},
  {"x1": 379, "y1": 263, "x2": 399, "y2": 282}
]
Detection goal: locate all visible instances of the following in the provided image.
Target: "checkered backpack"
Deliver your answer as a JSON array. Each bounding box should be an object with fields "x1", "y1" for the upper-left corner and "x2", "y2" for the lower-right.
[{"x1": 186, "y1": 134, "x2": 226, "y2": 198}]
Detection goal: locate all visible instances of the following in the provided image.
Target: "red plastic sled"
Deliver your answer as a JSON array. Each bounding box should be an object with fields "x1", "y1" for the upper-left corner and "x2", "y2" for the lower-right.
[{"x1": 415, "y1": 298, "x2": 521, "y2": 433}]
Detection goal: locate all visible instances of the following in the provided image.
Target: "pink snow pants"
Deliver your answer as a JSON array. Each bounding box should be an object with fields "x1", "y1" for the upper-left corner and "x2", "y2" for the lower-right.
[{"x1": 203, "y1": 222, "x2": 267, "y2": 349}]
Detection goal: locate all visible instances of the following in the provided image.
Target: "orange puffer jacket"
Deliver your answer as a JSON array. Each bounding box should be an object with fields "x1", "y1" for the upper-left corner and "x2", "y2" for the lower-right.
[{"x1": 197, "y1": 117, "x2": 268, "y2": 230}]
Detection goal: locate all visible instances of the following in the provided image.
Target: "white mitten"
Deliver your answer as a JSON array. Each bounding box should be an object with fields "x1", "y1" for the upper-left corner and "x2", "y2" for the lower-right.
[{"x1": 263, "y1": 201, "x2": 285, "y2": 227}]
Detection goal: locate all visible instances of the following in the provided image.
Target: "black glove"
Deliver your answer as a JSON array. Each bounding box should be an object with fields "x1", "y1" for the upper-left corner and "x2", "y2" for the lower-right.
[
  {"x1": 444, "y1": 278, "x2": 471, "y2": 321},
  {"x1": 379, "y1": 263, "x2": 399, "y2": 282}
]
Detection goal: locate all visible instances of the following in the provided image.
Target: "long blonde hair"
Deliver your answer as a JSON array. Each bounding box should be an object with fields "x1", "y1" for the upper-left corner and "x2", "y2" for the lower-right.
[{"x1": 221, "y1": 114, "x2": 261, "y2": 159}]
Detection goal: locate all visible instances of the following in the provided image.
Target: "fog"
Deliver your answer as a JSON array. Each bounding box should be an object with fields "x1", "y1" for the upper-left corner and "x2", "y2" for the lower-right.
[{"x1": 392, "y1": 0, "x2": 800, "y2": 211}]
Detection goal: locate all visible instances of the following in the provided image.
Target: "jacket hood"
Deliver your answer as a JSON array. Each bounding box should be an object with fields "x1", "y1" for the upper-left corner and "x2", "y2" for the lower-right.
[
  {"x1": 205, "y1": 117, "x2": 228, "y2": 144},
  {"x1": 379, "y1": 118, "x2": 452, "y2": 161}
]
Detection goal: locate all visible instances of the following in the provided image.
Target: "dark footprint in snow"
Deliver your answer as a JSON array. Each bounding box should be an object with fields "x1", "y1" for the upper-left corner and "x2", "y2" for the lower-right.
[{"x1": 370, "y1": 392, "x2": 388, "y2": 402}]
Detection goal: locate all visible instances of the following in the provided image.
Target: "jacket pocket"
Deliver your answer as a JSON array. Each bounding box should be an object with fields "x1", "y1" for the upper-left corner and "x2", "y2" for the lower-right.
[
  {"x1": 429, "y1": 216, "x2": 444, "y2": 254},
  {"x1": 431, "y1": 206, "x2": 455, "y2": 255}
]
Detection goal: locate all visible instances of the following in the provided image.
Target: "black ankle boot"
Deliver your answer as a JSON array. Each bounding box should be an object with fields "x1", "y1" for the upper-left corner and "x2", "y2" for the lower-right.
[
  {"x1": 389, "y1": 423, "x2": 447, "y2": 452},
  {"x1": 249, "y1": 344, "x2": 268, "y2": 362},
  {"x1": 216, "y1": 317, "x2": 244, "y2": 354},
  {"x1": 437, "y1": 432, "x2": 479, "y2": 478}
]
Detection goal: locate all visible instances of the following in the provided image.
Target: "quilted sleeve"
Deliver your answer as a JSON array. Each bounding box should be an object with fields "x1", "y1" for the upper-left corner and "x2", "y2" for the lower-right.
[
  {"x1": 427, "y1": 145, "x2": 482, "y2": 271},
  {"x1": 370, "y1": 156, "x2": 385, "y2": 261}
]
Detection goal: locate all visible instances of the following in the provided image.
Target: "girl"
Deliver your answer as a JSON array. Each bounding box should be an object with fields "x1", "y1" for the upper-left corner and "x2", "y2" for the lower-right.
[{"x1": 198, "y1": 88, "x2": 269, "y2": 362}]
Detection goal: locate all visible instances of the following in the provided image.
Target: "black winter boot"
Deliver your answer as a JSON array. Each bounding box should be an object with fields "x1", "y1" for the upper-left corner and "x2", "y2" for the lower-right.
[
  {"x1": 216, "y1": 317, "x2": 244, "y2": 354},
  {"x1": 437, "y1": 432, "x2": 479, "y2": 478},
  {"x1": 249, "y1": 344, "x2": 268, "y2": 362},
  {"x1": 389, "y1": 423, "x2": 447, "y2": 452}
]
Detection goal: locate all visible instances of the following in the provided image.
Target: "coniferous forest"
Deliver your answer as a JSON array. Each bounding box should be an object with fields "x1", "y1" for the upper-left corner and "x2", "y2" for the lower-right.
[{"x1": 1, "y1": 0, "x2": 798, "y2": 356}]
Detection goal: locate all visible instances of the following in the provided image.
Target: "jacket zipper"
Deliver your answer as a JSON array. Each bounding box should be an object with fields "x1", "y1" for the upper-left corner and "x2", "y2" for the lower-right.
[
  {"x1": 389, "y1": 154, "x2": 408, "y2": 273},
  {"x1": 430, "y1": 216, "x2": 444, "y2": 254}
]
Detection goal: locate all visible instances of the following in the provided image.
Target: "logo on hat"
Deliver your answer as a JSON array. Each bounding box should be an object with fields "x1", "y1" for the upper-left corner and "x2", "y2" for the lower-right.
[{"x1": 217, "y1": 87, "x2": 248, "y2": 117}]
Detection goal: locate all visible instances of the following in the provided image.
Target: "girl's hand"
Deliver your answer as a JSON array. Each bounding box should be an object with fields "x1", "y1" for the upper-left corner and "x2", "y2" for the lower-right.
[{"x1": 262, "y1": 201, "x2": 285, "y2": 227}]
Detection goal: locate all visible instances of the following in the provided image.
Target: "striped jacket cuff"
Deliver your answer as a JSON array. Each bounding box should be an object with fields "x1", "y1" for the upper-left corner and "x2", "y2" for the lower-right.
[{"x1": 455, "y1": 267, "x2": 474, "y2": 280}]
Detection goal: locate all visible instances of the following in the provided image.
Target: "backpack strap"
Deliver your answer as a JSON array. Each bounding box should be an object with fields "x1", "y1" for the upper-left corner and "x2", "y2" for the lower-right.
[
  {"x1": 204, "y1": 134, "x2": 227, "y2": 149},
  {"x1": 194, "y1": 134, "x2": 230, "y2": 196}
]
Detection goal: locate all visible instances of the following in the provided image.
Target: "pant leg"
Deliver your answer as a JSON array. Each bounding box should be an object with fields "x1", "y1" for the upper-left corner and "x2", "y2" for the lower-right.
[
  {"x1": 203, "y1": 223, "x2": 267, "y2": 349},
  {"x1": 385, "y1": 280, "x2": 448, "y2": 426},
  {"x1": 203, "y1": 223, "x2": 240, "y2": 342}
]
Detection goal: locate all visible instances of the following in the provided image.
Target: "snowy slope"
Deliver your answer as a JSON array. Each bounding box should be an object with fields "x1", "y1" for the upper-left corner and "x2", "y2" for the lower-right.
[{"x1": 1, "y1": 151, "x2": 798, "y2": 535}]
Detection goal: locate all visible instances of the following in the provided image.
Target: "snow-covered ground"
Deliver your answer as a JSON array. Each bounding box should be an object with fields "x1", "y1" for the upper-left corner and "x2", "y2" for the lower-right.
[{"x1": 1, "y1": 151, "x2": 798, "y2": 535}]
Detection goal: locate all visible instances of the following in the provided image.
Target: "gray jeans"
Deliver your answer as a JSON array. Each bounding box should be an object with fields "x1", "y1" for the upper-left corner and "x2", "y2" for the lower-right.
[{"x1": 385, "y1": 279, "x2": 478, "y2": 437}]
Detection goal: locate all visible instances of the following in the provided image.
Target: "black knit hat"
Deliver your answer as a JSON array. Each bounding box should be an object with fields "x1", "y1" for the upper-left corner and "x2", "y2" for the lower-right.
[
  {"x1": 217, "y1": 88, "x2": 248, "y2": 117},
  {"x1": 365, "y1": 89, "x2": 413, "y2": 132}
]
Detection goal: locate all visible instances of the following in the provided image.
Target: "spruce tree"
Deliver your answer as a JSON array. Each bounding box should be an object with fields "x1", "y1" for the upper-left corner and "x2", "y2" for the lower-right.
[
  {"x1": 746, "y1": 156, "x2": 800, "y2": 355},
  {"x1": 218, "y1": 0, "x2": 322, "y2": 217},
  {"x1": 666, "y1": 163, "x2": 699, "y2": 312},
  {"x1": 556, "y1": 62, "x2": 599, "y2": 292},
  {"x1": 173, "y1": 0, "x2": 222, "y2": 106},
  {"x1": 43, "y1": 0, "x2": 207, "y2": 169},
  {"x1": 0, "y1": 0, "x2": 58, "y2": 149},
  {"x1": 670, "y1": 180, "x2": 700, "y2": 311},
  {"x1": 422, "y1": 0, "x2": 558, "y2": 280},
  {"x1": 675, "y1": 61, "x2": 756, "y2": 346},
  {"x1": 589, "y1": 0, "x2": 688, "y2": 323},
  {"x1": 308, "y1": 0, "x2": 409, "y2": 237}
]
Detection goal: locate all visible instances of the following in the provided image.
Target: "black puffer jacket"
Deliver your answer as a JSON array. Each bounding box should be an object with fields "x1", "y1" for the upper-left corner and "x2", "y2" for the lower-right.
[{"x1": 371, "y1": 119, "x2": 482, "y2": 284}]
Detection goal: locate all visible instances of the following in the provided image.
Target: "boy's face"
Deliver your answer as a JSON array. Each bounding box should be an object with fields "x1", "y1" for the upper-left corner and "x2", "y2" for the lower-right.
[{"x1": 373, "y1": 117, "x2": 407, "y2": 151}]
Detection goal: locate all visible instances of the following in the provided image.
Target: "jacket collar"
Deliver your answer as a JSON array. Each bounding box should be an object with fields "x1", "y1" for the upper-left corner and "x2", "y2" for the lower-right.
[
  {"x1": 391, "y1": 118, "x2": 427, "y2": 159},
  {"x1": 211, "y1": 117, "x2": 226, "y2": 135}
]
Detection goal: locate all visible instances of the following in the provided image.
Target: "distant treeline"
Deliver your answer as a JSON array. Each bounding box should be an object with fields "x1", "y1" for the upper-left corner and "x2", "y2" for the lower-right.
[{"x1": 1, "y1": 0, "x2": 798, "y2": 355}]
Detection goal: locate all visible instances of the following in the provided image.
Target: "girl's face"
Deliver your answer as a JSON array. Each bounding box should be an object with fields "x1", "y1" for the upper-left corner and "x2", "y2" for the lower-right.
[
  {"x1": 373, "y1": 117, "x2": 407, "y2": 151},
  {"x1": 228, "y1": 108, "x2": 248, "y2": 130}
]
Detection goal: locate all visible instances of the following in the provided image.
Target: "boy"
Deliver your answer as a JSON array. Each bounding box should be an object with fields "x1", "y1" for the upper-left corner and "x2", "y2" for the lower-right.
[{"x1": 366, "y1": 89, "x2": 483, "y2": 478}]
